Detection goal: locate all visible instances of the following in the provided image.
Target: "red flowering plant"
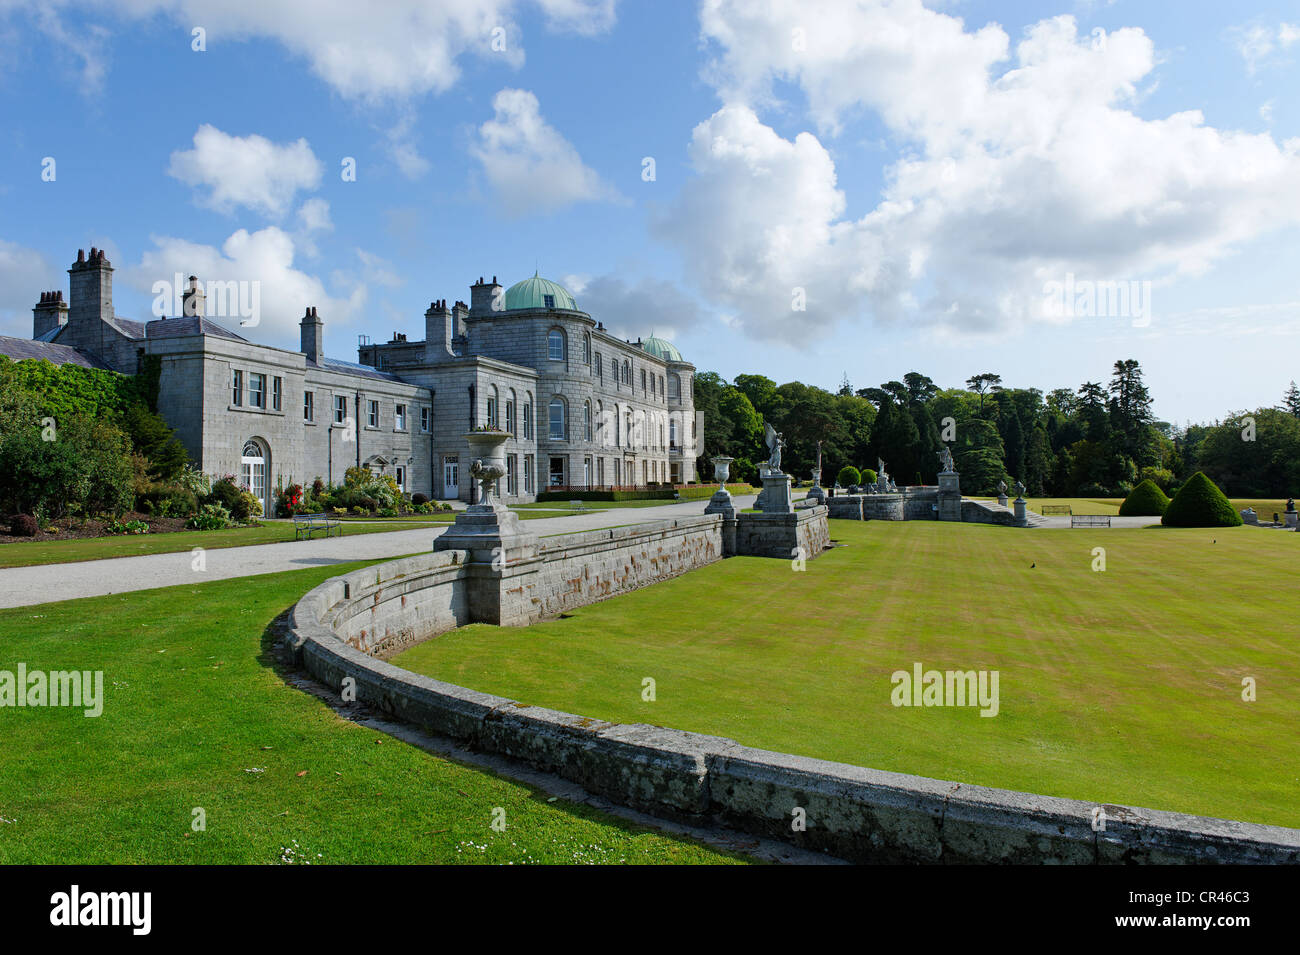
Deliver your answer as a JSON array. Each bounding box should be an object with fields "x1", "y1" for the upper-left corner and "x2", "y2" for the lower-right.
[{"x1": 276, "y1": 483, "x2": 303, "y2": 516}]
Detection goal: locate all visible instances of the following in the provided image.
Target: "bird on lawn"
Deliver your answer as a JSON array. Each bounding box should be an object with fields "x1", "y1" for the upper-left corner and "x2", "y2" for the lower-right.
[{"x1": 1030, "y1": 562, "x2": 1036, "y2": 568}]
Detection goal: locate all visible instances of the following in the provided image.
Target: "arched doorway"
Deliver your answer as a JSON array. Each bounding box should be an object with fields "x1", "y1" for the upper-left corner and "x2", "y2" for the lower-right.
[{"x1": 240, "y1": 439, "x2": 269, "y2": 517}]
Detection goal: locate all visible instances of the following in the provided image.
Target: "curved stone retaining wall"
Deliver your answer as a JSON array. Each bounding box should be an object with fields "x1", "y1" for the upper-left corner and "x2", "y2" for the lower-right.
[{"x1": 284, "y1": 540, "x2": 1300, "y2": 864}]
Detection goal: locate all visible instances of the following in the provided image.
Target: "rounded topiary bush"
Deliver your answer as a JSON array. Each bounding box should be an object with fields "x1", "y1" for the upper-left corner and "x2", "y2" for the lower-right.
[
  {"x1": 1161, "y1": 471, "x2": 1242, "y2": 527},
  {"x1": 1119, "y1": 479, "x2": 1170, "y2": 517},
  {"x1": 836, "y1": 466, "x2": 861, "y2": 488},
  {"x1": 860, "y1": 468, "x2": 877, "y2": 486}
]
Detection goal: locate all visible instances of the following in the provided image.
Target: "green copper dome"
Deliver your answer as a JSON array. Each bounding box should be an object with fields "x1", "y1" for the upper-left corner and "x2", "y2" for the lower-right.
[
  {"x1": 503, "y1": 272, "x2": 577, "y2": 311},
  {"x1": 642, "y1": 335, "x2": 682, "y2": 362}
]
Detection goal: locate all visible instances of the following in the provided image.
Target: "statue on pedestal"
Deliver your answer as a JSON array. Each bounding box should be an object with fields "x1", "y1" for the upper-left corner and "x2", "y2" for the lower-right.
[
  {"x1": 937, "y1": 446, "x2": 955, "y2": 474},
  {"x1": 763, "y1": 422, "x2": 785, "y2": 473}
]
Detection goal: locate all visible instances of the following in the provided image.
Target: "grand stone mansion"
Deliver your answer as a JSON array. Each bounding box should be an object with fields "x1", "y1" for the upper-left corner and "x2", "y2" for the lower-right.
[{"x1": 0, "y1": 247, "x2": 700, "y2": 514}]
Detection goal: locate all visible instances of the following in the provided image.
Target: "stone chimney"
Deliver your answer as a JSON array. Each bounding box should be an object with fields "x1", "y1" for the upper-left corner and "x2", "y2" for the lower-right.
[
  {"x1": 470, "y1": 275, "x2": 503, "y2": 317},
  {"x1": 300, "y1": 306, "x2": 324, "y2": 363},
  {"x1": 67, "y1": 247, "x2": 113, "y2": 330},
  {"x1": 181, "y1": 275, "x2": 205, "y2": 318},
  {"x1": 452, "y1": 299, "x2": 469, "y2": 337},
  {"x1": 425, "y1": 299, "x2": 456, "y2": 360},
  {"x1": 33, "y1": 290, "x2": 68, "y2": 339}
]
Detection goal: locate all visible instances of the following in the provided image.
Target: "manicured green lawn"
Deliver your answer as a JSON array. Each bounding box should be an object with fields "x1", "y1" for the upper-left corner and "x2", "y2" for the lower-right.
[
  {"x1": 394, "y1": 520, "x2": 1300, "y2": 829},
  {"x1": 0, "y1": 520, "x2": 454, "y2": 569},
  {"x1": 0, "y1": 564, "x2": 745, "y2": 864}
]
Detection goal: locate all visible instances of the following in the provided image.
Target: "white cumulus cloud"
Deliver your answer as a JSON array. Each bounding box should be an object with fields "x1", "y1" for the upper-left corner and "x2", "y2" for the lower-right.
[
  {"x1": 661, "y1": 2, "x2": 1300, "y2": 343},
  {"x1": 167, "y1": 125, "x2": 323, "y2": 218},
  {"x1": 471, "y1": 88, "x2": 620, "y2": 216}
]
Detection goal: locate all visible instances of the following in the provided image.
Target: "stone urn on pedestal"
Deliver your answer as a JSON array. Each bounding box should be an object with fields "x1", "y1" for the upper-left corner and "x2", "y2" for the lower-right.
[
  {"x1": 434, "y1": 429, "x2": 536, "y2": 563},
  {"x1": 464, "y1": 429, "x2": 509, "y2": 509},
  {"x1": 705, "y1": 456, "x2": 735, "y2": 512},
  {"x1": 807, "y1": 467, "x2": 825, "y2": 505}
]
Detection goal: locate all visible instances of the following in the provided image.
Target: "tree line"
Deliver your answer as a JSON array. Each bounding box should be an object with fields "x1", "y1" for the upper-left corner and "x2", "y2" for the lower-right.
[{"x1": 693, "y1": 360, "x2": 1300, "y2": 498}]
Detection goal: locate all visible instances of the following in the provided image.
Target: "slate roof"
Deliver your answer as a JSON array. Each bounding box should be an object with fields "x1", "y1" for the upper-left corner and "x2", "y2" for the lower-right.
[
  {"x1": 307, "y1": 356, "x2": 404, "y2": 383},
  {"x1": 145, "y1": 316, "x2": 248, "y2": 341},
  {"x1": 0, "y1": 335, "x2": 115, "y2": 370}
]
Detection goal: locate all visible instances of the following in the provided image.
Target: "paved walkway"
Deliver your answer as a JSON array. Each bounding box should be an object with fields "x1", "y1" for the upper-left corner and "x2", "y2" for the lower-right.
[{"x1": 0, "y1": 498, "x2": 753, "y2": 609}]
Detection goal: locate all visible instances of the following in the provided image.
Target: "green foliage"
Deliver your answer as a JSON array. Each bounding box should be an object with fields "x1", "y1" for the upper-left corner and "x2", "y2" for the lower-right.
[
  {"x1": 1118, "y1": 479, "x2": 1170, "y2": 516},
  {"x1": 859, "y1": 468, "x2": 877, "y2": 485},
  {"x1": 207, "y1": 476, "x2": 253, "y2": 522},
  {"x1": 122, "y1": 404, "x2": 189, "y2": 481},
  {"x1": 136, "y1": 483, "x2": 199, "y2": 518},
  {"x1": 1161, "y1": 472, "x2": 1243, "y2": 527},
  {"x1": 0, "y1": 355, "x2": 144, "y2": 422},
  {"x1": 105, "y1": 519, "x2": 149, "y2": 535},
  {"x1": 187, "y1": 503, "x2": 233, "y2": 530},
  {"x1": 0, "y1": 415, "x2": 134, "y2": 519},
  {"x1": 836, "y1": 466, "x2": 860, "y2": 487}
]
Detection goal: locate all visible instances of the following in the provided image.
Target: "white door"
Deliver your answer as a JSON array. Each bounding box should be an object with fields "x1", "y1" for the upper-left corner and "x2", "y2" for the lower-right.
[
  {"x1": 240, "y1": 440, "x2": 267, "y2": 515},
  {"x1": 443, "y1": 455, "x2": 459, "y2": 498}
]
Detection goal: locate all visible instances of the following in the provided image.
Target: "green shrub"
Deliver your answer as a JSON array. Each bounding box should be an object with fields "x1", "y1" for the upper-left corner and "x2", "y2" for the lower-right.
[
  {"x1": 1161, "y1": 471, "x2": 1243, "y2": 527},
  {"x1": 207, "y1": 476, "x2": 252, "y2": 522},
  {"x1": 105, "y1": 518, "x2": 149, "y2": 535},
  {"x1": 860, "y1": 468, "x2": 877, "y2": 486},
  {"x1": 137, "y1": 482, "x2": 199, "y2": 518},
  {"x1": 836, "y1": 466, "x2": 861, "y2": 488},
  {"x1": 412, "y1": 492, "x2": 429, "y2": 506},
  {"x1": 187, "y1": 503, "x2": 232, "y2": 530},
  {"x1": 1119, "y1": 479, "x2": 1170, "y2": 517}
]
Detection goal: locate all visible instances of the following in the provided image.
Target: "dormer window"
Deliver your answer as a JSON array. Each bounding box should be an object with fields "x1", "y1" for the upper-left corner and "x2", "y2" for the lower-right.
[{"x1": 544, "y1": 294, "x2": 555, "y2": 309}]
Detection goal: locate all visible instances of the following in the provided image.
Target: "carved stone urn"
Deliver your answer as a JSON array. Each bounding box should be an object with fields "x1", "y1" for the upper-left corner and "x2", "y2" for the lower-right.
[
  {"x1": 711, "y1": 455, "x2": 734, "y2": 487},
  {"x1": 464, "y1": 430, "x2": 510, "y2": 509}
]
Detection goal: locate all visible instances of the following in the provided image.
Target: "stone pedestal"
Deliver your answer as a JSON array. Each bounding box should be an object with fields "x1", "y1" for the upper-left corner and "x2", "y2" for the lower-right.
[
  {"x1": 1286, "y1": 511, "x2": 1297, "y2": 528},
  {"x1": 1013, "y1": 498, "x2": 1027, "y2": 525},
  {"x1": 735, "y1": 506, "x2": 829, "y2": 560},
  {"x1": 434, "y1": 504, "x2": 538, "y2": 564},
  {"x1": 937, "y1": 471, "x2": 962, "y2": 522},
  {"x1": 997, "y1": 494, "x2": 1009, "y2": 507},
  {"x1": 759, "y1": 471, "x2": 794, "y2": 514},
  {"x1": 705, "y1": 490, "x2": 739, "y2": 556}
]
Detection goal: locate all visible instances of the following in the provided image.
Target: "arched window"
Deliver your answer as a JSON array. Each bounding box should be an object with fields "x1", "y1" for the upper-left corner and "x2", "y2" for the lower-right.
[
  {"x1": 622, "y1": 359, "x2": 630, "y2": 384},
  {"x1": 549, "y1": 397, "x2": 566, "y2": 440},
  {"x1": 583, "y1": 333, "x2": 591, "y2": 364},
  {"x1": 487, "y1": 384, "x2": 498, "y2": 428},
  {"x1": 547, "y1": 328, "x2": 565, "y2": 361},
  {"x1": 614, "y1": 403, "x2": 621, "y2": 446},
  {"x1": 668, "y1": 373, "x2": 680, "y2": 399},
  {"x1": 584, "y1": 400, "x2": 592, "y2": 440},
  {"x1": 640, "y1": 369, "x2": 647, "y2": 392},
  {"x1": 659, "y1": 375, "x2": 664, "y2": 395},
  {"x1": 523, "y1": 396, "x2": 532, "y2": 439},
  {"x1": 595, "y1": 353, "x2": 602, "y2": 381},
  {"x1": 240, "y1": 439, "x2": 268, "y2": 514},
  {"x1": 506, "y1": 389, "x2": 516, "y2": 434},
  {"x1": 669, "y1": 418, "x2": 678, "y2": 448}
]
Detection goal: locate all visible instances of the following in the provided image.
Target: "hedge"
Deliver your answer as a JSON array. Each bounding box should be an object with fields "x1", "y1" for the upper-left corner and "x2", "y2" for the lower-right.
[
  {"x1": 1161, "y1": 471, "x2": 1243, "y2": 527},
  {"x1": 536, "y1": 483, "x2": 752, "y2": 503},
  {"x1": 1118, "y1": 479, "x2": 1170, "y2": 517}
]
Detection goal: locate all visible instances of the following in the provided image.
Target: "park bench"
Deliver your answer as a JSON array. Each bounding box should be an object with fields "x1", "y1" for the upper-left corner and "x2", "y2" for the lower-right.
[
  {"x1": 1041, "y1": 504, "x2": 1072, "y2": 516},
  {"x1": 568, "y1": 499, "x2": 589, "y2": 513},
  {"x1": 1070, "y1": 514, "x2": 1110, "y2": 528},
  {"x1": 293, "y1": 512, "x2": 342, "y2": 540}
]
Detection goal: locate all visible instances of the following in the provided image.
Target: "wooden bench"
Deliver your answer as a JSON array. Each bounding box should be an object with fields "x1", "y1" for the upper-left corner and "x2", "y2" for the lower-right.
[
  {"x1": 1070, "y1": 514, "x2": 1110, "y2": 528},
  {"x1": 293, "y1": 512, "x2": 342, "y2": 540},
  {"x1": 1041, "y1": 504, "x2": 1072, "y2": 516},
  {"x1": 567, "y1": 499, "x2": 589, "y2": 513}
]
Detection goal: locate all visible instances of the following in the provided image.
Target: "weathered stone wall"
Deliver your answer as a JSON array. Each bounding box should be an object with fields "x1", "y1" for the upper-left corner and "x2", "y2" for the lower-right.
[
  {"x1": 285, "y1": 569, "x2": 1300, "y2": 863},
  {"x1": 526, "y1": 516, "x2": 722, "y2": 618}
]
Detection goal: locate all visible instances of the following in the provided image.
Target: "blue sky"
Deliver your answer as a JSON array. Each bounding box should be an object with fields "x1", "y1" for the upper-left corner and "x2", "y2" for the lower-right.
[{"x1": 2, "y1": 0, "x2": 1299, "y2": 425}]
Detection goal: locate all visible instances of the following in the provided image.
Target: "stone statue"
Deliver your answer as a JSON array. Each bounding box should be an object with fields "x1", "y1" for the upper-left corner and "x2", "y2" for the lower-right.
[
  {"x1": 937, "y1": 446, "x2": 955, "y2": 474},
  {"x1": 763, "y1": 421, "x2": 785, "y2": 472}
]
